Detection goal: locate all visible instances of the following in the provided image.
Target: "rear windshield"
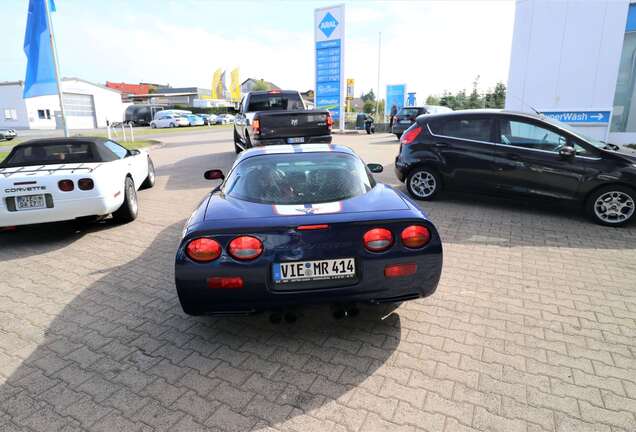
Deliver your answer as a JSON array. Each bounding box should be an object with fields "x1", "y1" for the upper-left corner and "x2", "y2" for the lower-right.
[
  {"x1": 223, "y1": 152, "x2": 374, "y2": 205},
  {"x1": 2, "y1": 142, "x2": 95, "y2": 167},
  {"x1": 247, "y1": 93, "x2": 304, "y2": 112},
  {"x1": 397, "y1": 108, "x2": 422, "y2": 118}
]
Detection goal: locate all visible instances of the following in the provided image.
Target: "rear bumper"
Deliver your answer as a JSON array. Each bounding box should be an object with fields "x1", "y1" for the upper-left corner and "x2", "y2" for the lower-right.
[
  {"x1": 394, "y1": 156, "x2": 410, "y2": 182},
  {"x1": 252, "y1": 134, "x2": 332, "y2": 146},
  {"x1": 175, "y1": 251, "x2": 442, "y2": 315},
  {"x1": 0, "y1": 196, "x2": 118, "y2": 227},
  {"x1": 391, "y1": 123, "x2": 413, "y2": 134}
]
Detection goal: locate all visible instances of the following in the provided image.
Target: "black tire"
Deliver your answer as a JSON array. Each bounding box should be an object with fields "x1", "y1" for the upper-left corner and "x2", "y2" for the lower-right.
[
  {"x1": 585, "y1": 185, "x2": 636, "y2": 227},
  {"x1": 406, "y1": 167, "x2": 441, "y2": 201},
  {"x1": 245, "y1": 132, "x2": 252, "y2": 149},
  {"x1": 150, "y1": 123, "x2": 156, "y2": 129},
  {"x1": 169, "y1": 123, "x2": 175, "y2": 128},
  {"x1": 112, "y1": 177, "x2": 139, "y2": 224},
  {"x1": 140, "y1": 158, "x2": 156, "y2": 190},
  {"x1": 395, "y1": 133, "x2": 402, "y2": 139},
  {"x1": 233, "y1": 129, "x2": 243, "y2": 154}
]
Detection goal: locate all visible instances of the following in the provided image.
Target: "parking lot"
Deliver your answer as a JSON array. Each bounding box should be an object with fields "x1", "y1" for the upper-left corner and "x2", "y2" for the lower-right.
[{"x1": 0, "y1": 128, "x2": 635, "y2": 432}]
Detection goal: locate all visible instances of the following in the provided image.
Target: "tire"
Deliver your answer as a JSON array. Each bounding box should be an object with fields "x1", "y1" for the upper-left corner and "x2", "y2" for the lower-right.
[
  {"x1": 395, "y1": 133, "x2": 402, "y2": 139},
  {"x1": 169, "y1": 123, "x2": 175, "y2": 128},
  {"x1": 150, "y1": 123, "x2": 156, "y2": 129},
  {"x1": 585, "y1": 185, "x2": 636, "y2": 227},
  {"x1": 245, "y1": 132, "x2": 252, "y2": 149},
  {"x1": 233, "y1": 129, "x2": 243, "y2": 153},
  {"x1": 406, "y1": 167, "x2": 441, "y2": 201},
  {"x1": 112, "y1": 177, "x2": 139, "y2": 224},
  {"x1": 140, "y1": 158, "x2": 156, "y2": 190}
]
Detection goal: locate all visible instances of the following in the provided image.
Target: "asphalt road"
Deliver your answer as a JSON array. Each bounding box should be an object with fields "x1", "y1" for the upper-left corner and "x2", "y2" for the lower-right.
[{"x1": 0, "y1": 128, "x2": 635, "y2": 432}]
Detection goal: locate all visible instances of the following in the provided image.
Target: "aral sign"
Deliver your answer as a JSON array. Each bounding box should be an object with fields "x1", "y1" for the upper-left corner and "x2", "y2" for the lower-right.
[{"x1": 315, "y1": 4, "x2": 345, "y2": 129}]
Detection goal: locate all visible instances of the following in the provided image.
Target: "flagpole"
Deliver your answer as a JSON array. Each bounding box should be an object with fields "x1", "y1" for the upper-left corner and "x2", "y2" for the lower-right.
[{"x1": 44, "y1": 0, "x2": 68, "y2": 137}]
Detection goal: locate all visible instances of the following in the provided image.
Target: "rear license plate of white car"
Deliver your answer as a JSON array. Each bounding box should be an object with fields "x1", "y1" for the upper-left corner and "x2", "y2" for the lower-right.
[
  {"x1": 273, "y1": 258, "x2": 355, "y2": 284},
  {"x1": 287, "y1": 137, "x2": 305, "y2": 144},
  {"x1": 16, "y1": 194, "x2": 46, "y2": 211}
]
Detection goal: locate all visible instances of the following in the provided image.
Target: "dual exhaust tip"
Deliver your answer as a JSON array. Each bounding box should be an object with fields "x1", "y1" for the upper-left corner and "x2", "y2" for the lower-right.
[{"x1": 269, "y1": 304, "x2": 360, "y2": 324}]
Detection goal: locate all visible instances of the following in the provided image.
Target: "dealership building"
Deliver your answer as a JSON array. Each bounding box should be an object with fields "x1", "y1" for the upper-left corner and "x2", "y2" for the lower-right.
[
  {"x1": 506, "y1": 0, "x2": 636, "y2": 145},
  {"x1": 0, "y1": 78, "x2": 124, "y2": 130}
]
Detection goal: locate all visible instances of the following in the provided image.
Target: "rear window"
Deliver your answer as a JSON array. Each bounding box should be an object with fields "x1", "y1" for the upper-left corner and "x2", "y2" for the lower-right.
[
  {"x1": 433, "y1": 117, "x2": 493, "y2": 142},
  {"x1": 223, "y1": 152, "x2": 374, "y2": 205},
  {"x1": 2, "y1": 142, "x2": 96, "y2": 167},
  {"x1": 397, "y1": 108, "x2": 422, "y2": 118},
  {"x1": 247, "y1": 93, "x2": 304, "y2": 112}
]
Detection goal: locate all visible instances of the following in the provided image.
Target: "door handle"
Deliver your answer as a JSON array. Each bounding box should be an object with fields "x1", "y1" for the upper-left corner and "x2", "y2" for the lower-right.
[{"x1": 433, "y1": 143, "x2": 448, "y2": 148}]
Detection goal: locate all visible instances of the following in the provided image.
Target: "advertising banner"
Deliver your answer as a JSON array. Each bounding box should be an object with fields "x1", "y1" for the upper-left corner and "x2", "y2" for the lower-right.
[
  {"x1": 211, "y1": 69, "x2": 222, "y2": 99},
  {"x1": 230, "y1": 68, "x2": 241, "y2": 101},
  {"x1": 386, "y1": 84, "x2": 406, "y2": 115},
  {"x1": 315, "y1": 4, "x2": 345, "y2": 128}
]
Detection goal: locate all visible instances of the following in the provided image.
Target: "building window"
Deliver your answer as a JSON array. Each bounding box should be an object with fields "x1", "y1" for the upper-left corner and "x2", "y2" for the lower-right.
[
  {"x1": 611, "y1": 5, "x2": 636, "y2": 132},
  {"x1": 37, "y1": 109, "x2": 51, "y2": 120},
  {"x1": 4, "y1": 109, "x2": 17, "y2": 120}
]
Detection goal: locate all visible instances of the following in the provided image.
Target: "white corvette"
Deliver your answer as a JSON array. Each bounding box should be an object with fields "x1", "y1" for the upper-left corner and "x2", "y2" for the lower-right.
[{"x1": 0, "y1": 137, "x2": 155, "y2": 228}]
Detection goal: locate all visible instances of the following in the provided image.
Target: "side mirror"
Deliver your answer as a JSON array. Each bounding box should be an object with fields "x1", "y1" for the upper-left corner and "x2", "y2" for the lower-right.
[
  {"x1": 204, "y1": 169, "x2": 225, "y2": 180},
  {"x1": 559, "y1": 146, "x2": 575, "y2": 159},
  {"x1": 367, "y1": 163, "x2": 383, "y2": 173},
  {"x1": 128, "y1": 149, "x2": 140, "y2": 156}
]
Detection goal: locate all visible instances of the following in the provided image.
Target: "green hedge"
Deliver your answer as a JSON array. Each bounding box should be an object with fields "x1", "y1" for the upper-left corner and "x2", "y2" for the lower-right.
[{"x1": 171, "y1": 104, "x2": 238, "y2": 115}]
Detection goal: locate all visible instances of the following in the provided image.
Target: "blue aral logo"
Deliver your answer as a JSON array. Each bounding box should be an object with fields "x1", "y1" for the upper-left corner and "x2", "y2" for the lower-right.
[{"x1": 319, "y1": 12, "x2": 338, "y2": 38}]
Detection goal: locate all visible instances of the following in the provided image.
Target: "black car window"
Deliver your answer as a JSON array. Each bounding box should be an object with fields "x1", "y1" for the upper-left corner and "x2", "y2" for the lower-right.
[
  {"x1": 397, "y1": 108, "x2": 421, "y2": 118},
  {"x1": 436, "y1": 118, "x2": 493, "y2": 142},
  {"x1": 247, "y1": 93, "x2": 304, "y2": 111},
  {"x1": 2, "y1": 142, "x2": 95, "y2": 167},
  {"x1": 499, "y1": 119, "x2": 566, "y2": 152},
  {"x1": 224, "y1": 152, "x2": 374, "y2": 205}
]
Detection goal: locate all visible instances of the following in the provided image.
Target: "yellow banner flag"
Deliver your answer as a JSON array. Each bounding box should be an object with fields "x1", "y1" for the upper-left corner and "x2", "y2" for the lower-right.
[
  {"x1": 211, "y1": 69, "x2": 222, "y2": 99},
  {"x1": 230, "y1": 68, "x2": 240, "y2": 102}
]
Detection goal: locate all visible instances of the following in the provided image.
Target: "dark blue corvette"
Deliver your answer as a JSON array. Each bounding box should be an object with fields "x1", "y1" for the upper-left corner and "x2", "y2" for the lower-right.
[{"x1": 175, "y1": 144, "x2": 443, "y2": 316}]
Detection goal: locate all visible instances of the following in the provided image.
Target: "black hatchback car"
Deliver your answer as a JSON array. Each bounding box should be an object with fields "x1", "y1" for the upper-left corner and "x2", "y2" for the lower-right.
[{"x1": 394, "y1": 110, "x2": 636, "y2": 226}]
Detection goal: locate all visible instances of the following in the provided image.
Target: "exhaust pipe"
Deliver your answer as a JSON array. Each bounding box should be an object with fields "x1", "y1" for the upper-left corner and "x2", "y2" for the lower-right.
[{"x1": 332, "y1": 304, "x2": 359, "y2": 320}]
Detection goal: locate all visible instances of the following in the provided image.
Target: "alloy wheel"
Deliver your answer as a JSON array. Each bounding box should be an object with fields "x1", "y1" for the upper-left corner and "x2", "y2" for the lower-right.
[
  {"x1": 410, "y1": 171, "x2": 437, "y2": 198},
  {"x1": 593, "y1": 191, "x2": 635, "y2": 224}
]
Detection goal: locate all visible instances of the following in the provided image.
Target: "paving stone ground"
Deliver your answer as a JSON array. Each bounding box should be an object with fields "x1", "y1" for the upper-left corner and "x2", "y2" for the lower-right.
[{"x1": 0, "y1": 130, "x2": 635, "y2": 432}]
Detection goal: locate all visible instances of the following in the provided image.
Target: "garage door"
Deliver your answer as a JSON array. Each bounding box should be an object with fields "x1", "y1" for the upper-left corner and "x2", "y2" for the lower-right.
[{"x1": 63, "y1": 93, "x2": 96, "y2": 129}]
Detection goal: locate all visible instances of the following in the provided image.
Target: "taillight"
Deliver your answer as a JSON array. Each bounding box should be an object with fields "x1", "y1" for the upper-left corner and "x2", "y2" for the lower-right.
[
  {"x1": 207, "y1": 276, "x2": 244, "y2": 289},
  {"x1": 58, "y1": 180, "x2": 74, "y2": 192},
  {"x1": 384, "y1": 263, "x2": 417, "y2": 278},
  {"x1": 252, "y1": 119, "x2": 261, "y2": 135},
  {"x1": 326, "y1": 113, "x2": 334, "y2": 129},
  {"x1": 400, "y1": 125, "x2": 422, "y2": 145},
  {"x1": 363, "y1": 228, "x2": 393, "y2": 252},
  {"x1": 228, "y1": 236, "x2": 263, "y2": 260},
  {"x1": 78, "y1": 178, "x2": 94, "y2": 191},
  {"x1": 401, "y1": 225, "x2": 431, "y2": 249},
  {"x1": 186, "y1": 238, "x2": 222, "y2": 262}
]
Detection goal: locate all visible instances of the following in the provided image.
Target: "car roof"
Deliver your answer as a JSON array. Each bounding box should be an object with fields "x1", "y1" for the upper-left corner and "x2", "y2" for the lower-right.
[
  {"x1": 13, "y1": 137, "x2": 108, "y2": 148},
  {"x1": 237, "y1": 144, "x2": 355, "y2": 162},
  {"x1": 416, "y1": 109, "x2": 546, "y2": 122}
]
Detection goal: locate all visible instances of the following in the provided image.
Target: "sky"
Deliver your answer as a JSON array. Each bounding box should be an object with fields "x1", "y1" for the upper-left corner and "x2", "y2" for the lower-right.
[{"x1": 0, "y1": 0, "x2": 515, "y2": 101}]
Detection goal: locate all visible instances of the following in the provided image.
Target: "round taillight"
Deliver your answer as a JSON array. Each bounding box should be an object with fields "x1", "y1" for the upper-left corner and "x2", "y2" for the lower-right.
[
  {"x1": 78, "y1": 178, "x2": 94, "y2": 190},
  {"x1": 401, "y1": 225, "x2": 431, "y2": 249},
  {"x1": 186, "y1": 238, "x2": 222, "y2": 262},
  {"x1": 363, "y1": 228, "x2": 393, "y2": 252},
  {"x1": 228, "y1": 236, "x2": 263, "y2": 260},
  {"x1": 58, "y1": 179, "x2": 74, "y2": 192}
]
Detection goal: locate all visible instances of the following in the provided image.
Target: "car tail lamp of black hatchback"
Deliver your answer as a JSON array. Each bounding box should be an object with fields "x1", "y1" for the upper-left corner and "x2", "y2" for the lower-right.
[{"x1": 400, "y1": 125, "x2": 422, "y2": 145}]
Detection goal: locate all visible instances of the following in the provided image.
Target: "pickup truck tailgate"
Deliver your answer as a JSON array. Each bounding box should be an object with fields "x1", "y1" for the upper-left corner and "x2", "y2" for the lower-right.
[{"x1": 259, "y1": 111, "x2": 330, "y2": 139}]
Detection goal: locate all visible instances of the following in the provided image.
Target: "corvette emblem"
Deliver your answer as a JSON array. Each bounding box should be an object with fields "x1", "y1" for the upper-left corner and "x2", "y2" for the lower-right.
[{"x1": 295, "y1": 206, "x2": 315, "y2": 214}]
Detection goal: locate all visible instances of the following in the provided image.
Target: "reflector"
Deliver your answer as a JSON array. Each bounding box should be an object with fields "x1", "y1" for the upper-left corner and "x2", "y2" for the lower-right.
[{"x1": 384, "y1": 263, "x2": 417, "y2": 278}]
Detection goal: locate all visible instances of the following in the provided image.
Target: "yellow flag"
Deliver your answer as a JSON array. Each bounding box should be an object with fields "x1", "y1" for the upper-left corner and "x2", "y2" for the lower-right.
[
  {"x1": 230, "y1": 68, "x2": 240, "y2": 101},
  {"x1": 211, "y1": 69, "x2": 222, "y2": 99}
]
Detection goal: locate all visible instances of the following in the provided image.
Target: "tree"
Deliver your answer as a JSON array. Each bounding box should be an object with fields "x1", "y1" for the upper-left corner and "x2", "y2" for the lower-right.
[
  {"x1": 425, "y1": 95, "x2": 440, "y2": 105},
  {"x1": 251, "y1": 79, "x2": 271, "y2": 91},
  {"x1": 361, "y1": 89, "x2": 376, "y2": 103},
  {"x1": 363, "y1": 100, "x2": 375, "y2": 114},
  {"x1": 467, "y1": 75, "x2": 481, "y2": 109}
]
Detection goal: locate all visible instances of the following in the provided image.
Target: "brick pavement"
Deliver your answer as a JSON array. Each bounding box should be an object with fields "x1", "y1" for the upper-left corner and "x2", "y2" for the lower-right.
[{"x1": 0, "y1": 131, "x2": 634, "y2": 431}]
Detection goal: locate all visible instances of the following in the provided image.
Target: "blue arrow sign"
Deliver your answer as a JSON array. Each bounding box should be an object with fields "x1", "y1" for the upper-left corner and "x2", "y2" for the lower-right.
[{"x1": 542, "y1": 111, "x2": 610, "y2": 124}]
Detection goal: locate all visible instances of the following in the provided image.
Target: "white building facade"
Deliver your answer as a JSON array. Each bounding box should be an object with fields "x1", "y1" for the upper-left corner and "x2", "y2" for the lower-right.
[
  {"x1": 0, "y1": 78, "x2": 124, "y2": 130},
  {"x1": 506, "y1": 0, "x2": 636, "y2": 145}
]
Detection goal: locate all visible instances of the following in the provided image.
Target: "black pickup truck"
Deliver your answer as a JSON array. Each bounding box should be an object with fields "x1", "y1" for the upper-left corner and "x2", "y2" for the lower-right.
[{"x1": 233, "y1": 90, "x2": 333, "y2": 153}]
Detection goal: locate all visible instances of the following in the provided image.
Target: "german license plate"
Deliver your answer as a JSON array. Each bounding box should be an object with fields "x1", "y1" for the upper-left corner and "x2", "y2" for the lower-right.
[
  {"x1": 16, "y1": 194, "x2": 46, "y2": 211},
  {"x1": 273, "y1": 258, "x2": 355, "y2": 284},
  {"x1": 287, "y1": 137, "x2": 305, "y2": 144}
]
